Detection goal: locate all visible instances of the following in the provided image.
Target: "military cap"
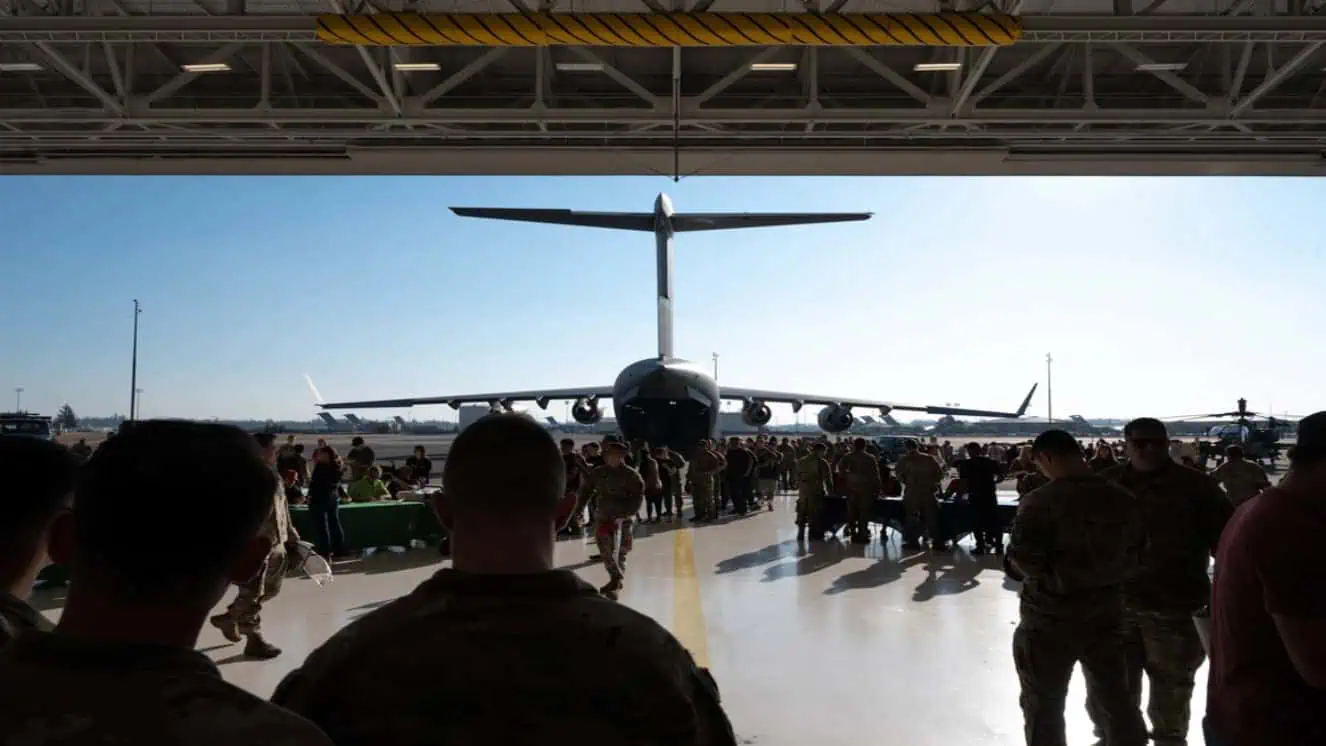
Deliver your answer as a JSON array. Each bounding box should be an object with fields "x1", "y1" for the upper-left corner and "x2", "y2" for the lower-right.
[{"x1": 603, "y1": 440, "x2": 630, "y2": 454}]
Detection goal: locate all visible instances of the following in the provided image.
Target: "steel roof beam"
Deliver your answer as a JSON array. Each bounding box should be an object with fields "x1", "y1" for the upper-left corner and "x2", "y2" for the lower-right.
[
  {"x1": 5, "y1": 14, "x2": 1326, "y2": 44},
  {"x1": 7, "y1": 105, "x2": 1326, "y2": 125},
  {"x1": 966, "y1": 41, "x2": 1060, "y2": 108},
  {"x1": 1112, "y1": 43, "x2": 1209, "y2": 104},
  {"x1": 9, "y1": 127, "x2": 1325, "y2": 143},
  {"x1": 843, "y1": 47, "x2": 931, "y2": 106},
  {"x1": 291, "y1": 42, "x2": 385, "y2": 106},
  {"x1": 143, "y1": 42, "x2": 242, "y2": 105},
  {"x1": 30, "y1": 41, "x2": 124, "y2": 115},
  {"x1": 1231, "y1": 41, "x2": 1324, "y2": 115},
  {"x1": 566, "y1": 47, "x2": 661, "y2": 108},
  {"x1": 694, "y1": 48, "x2": 777, "y2": 108},
  {"x1": 417, "y1": 47, "x2": 507, "y2": 106}
]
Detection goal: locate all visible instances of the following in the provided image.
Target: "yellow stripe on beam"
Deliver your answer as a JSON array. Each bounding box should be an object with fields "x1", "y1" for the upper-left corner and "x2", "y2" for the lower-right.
[
  {"x1": 315, "y1": 12, "x2": 1022, "y2": 47},
  {"x1": 672, "y1": 528, "x2": 710, "y2": 668}
]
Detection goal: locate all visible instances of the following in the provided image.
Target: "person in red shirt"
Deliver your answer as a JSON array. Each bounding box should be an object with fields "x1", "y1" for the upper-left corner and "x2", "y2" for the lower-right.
[{"x1": 1206, "y1": 411, "x2": 1326, "y2": 746}]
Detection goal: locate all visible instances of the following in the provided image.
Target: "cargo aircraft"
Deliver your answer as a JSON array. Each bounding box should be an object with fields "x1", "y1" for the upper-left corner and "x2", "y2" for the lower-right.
[{"x1": 317, "y1": 194, "x2": 1036, "y2": 455}]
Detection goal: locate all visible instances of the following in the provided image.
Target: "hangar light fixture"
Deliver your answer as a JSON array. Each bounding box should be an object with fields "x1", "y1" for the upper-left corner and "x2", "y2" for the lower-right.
[
  {"x1": 750, "y1": 62, "x2": 798, "y2": 71},
  {"x1": 181, "y1": 62, "x2": 231, "y2": 73},
  {"x1": 393, "y1": 62, "x2": 441, "y2": 71},
  {"x1": 1135, "y1": 62, "x2": 1187, "y2": 72},
  {"x1": 914, "y1": 62, "x2": 962, "y2": 72},
  {"x1": 555, "y1": 62, "x2": 605, "y2": 72},
  {"x1": 0, "y1": 62, "x2": 42, "y2": 72}
]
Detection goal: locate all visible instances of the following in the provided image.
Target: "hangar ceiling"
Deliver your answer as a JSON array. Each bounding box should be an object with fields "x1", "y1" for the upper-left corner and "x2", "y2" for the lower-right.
[{"x1": 1, "y1": 0, "x2": 1325, "y2": 175}]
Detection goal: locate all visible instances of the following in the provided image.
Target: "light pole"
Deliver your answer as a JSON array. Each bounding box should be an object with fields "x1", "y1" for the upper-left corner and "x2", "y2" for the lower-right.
[
  {"x1": 129, "y1": 300, "x2": 141, "y2": 422},
  {"x1": 135, "y1": 389, "x2": 143, "y2": 420},
  {"x1": 1046, "y1": 352, "x2": 1054, "y2": 424},
  {"x1": 14, "y1": 387, "x2": 22, "y2": 412}
]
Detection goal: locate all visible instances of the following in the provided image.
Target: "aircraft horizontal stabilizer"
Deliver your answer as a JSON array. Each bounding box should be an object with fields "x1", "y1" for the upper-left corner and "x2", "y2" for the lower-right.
[
  {"x1": 450, "y1": 207, "x2": 654, "y2": 232},
  {"x1": 672, "y1": 212, "x2": 873, "y2": 232}
]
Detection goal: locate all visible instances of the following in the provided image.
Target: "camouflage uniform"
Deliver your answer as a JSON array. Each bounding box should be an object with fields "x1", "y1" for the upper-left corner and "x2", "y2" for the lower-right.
[
  {"x1": 580, "y1": 463, "x2": 645, "y2": 587},
  {"x1": 837, "y1": 450, "x2": 882, "y2": 541},
  {"x1": 664, "y1": 450, "x2": 687, "y2": 516},
  {"x1": 690, "y1": 447, "x2": 725, "y2": 522},
  {"x1": 220, "y1": 470, "x2": 297, "y2": 636},
  {"x1": 0, "y1": 592, "x2": 52, "y2": 648},
  {"x1": 0, "y1": 631, "x2": 332, "y2": 746},
  {"x1": 1089, "y1": 462, "x2": 1233, "y2": 746},
  {"x1": 271, "y1": 568, "x2": 738, "y2": 746},
  {"x1": 1209, "y1": 458, "x2": 1270, "y2": 508},
  {"x1": 1008, "y1": 475, "x2": 1148, "y2": 746},
  {"x1": 778, "y1": 442, "x2": 796, "y2": 490},
  {"x1": 796, "y1": 451, "x2": 834, "y2": 539},
  {"x1": 895, "y1": 451, "x2": 945, "y2": 546}
]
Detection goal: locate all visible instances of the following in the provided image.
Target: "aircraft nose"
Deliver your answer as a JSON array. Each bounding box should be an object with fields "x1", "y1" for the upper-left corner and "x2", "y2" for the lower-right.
[{"x1": 655, "y1": 193, "x2": 673, "y2": 215}]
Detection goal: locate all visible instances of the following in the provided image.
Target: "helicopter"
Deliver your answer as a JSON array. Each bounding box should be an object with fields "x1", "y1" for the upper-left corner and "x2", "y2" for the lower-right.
[{"x1": 1163, "y1": 398, "x2": 1298, "y2": 469}]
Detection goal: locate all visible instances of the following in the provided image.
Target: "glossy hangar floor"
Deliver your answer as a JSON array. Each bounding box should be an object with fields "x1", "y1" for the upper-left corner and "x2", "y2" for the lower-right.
[{"x1": 32, "y1": 493, "x2": 1208, "y2": 746}]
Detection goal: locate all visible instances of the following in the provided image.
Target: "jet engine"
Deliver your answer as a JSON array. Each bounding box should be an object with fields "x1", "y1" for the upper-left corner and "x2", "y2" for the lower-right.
[
  {"x1": 817, "y1": 404, "x2": 854, "y2": 433},
  {"x1": 571, "y1": 398, "x2": 603, "y2": 425},
  {"x1": 741, "y1": 401, "x2": 773, "y2": 427}
]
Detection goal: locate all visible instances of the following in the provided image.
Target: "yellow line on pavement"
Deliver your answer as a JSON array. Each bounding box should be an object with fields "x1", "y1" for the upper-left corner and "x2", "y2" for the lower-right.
[{"x1": 671, "y1": 528, "x2": 710, "y2": 668}]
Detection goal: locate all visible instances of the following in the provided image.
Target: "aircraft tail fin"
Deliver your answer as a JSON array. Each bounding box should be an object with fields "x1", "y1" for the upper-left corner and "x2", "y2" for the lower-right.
[
  {"x1": 672, "y1": 212, "x2": 872, "y2": 232},
  {"x1": 1015, "y1": 383, "x2": 1039, "y2": 418},
  {"x1": 304, "y1": 374, "x2": 325, "y2": 406},
  {"x1": 450, "y1": 208, "x2": 654, "y2": 231}
]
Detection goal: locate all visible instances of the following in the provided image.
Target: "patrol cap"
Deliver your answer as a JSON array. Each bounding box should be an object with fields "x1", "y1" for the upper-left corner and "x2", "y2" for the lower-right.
[
  {"x1": 812, "y1": 442, "x2": 828, "y2": 451},
  {"x1": 253, "y1": 432, "x2": 276, "y2": 448},
  {"x1": 1291, "y1": 411, "x2": 1326, "y2": 463},
  {"x1": 603, "y1": 440, "x2": 630, "y2": 454}
]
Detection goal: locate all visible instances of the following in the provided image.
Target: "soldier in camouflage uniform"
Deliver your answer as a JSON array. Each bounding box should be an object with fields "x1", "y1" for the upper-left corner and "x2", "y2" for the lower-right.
[
  {"x1": 689, "y1": 439, "x2": 726, "y2": 523},
  {"x1": 0, "y1": 421, "x2": 332, "y2": 746},
  {"x1": 1209, "y1": 444, "x2": 1271, "y2": 508},
  {"x1": 778, "y1": 438, "x2": 796, "y2": 490},
  {"x1": 662, "y1": 447, "x2": 687, "y2": 519},
  {"x1": 211, "y1": 432, "x2": 302, "y2": 660},
  {"x1": 1089, "y1": 418, "x2": 1232, "y2": 746},
  {"x1": 895, "y1": 439, "x2": 947, "y2": 550},
  {"x1": 272, "y1": 414, "x2": 737, "y2": 746},
  {"x1": 580, "y1": 440, "x2": 646, "y2": 600},
  {"x1": 796, "y1": 442, "x2": 834, "y2": 541},
  {"x1": 0, "y1": 437, "x2": 79, "y2": 647},
  {"x1": 1008, "y1": 430, "x2": 1148, "y2": 746},
  {"x1": 838, "y1": 437, "x2": 883, "y2": 544}
]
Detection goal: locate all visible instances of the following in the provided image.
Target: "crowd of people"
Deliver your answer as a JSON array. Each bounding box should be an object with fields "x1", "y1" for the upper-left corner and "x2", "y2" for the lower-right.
[{"x1": 0, "y1": 410, "x2": 1320, "y2": 746}]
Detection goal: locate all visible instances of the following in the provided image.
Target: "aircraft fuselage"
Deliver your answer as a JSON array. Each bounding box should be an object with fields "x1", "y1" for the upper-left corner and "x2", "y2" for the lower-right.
[
  {"x1": 612, "y1": 357, "x2": 720, "y2": 456},
  {"x1": 610, "y1": 195, "x2": 718, "y2": 455}
]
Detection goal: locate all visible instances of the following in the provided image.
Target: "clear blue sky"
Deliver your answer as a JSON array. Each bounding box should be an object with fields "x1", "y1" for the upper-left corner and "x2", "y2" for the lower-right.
[{"x1": 1, "y1": 175, "x2": 1322, "y2": 423}]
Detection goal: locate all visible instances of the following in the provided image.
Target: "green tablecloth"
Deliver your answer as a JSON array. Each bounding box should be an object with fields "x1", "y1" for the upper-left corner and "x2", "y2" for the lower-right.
[{"x1": 291, "y1": 500, "x2": 444, "y2": 551}]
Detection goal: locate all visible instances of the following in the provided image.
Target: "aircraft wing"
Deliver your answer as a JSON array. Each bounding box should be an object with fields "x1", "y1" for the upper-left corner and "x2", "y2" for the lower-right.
[
  {"x1": 318, "y1": 386, "x2": 615, "y2": 411},
  {"x1": 719, "y1": 383, "x2": 1039, "y2": 419},
  {"x1": 450, "y1": 207, "x2": 654, "y2": 232},
  {"x1": 672, "y1": 212, "x2": 872, "y2": 232}
]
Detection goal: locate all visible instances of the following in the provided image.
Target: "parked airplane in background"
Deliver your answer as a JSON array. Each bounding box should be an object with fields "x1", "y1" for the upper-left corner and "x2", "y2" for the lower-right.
[{"x1": 317, "y1": 194, "x2": 1036, "y2": 455}]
